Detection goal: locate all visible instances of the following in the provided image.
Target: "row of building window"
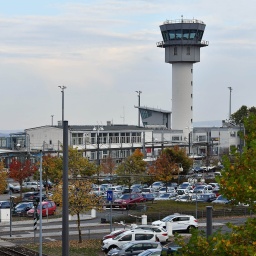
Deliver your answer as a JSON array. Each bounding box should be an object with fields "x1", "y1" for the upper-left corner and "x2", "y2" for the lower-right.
[{"x1": 72, "y1": 132, "x2": 142, "y2": 145}]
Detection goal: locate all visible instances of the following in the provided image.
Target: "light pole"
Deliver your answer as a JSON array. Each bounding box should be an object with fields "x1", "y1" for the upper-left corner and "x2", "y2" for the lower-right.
[
  {"x1": 189, "y1": 177, "x2": 198, "y2": 219},
  {"x1": 228, "y1": 86, "x2": 232, "y2": 120},
  {"x1": 136, "y1": 91, "x2": 142, "y2": 126},
  {"x1": 58, "y1": 85, "x2": 67, "y2": 126},
  {"x1": 51, "y1": 115, "x2": 54, "y2": 126},
  {"x1": 93, "y1": 125, "x2": 104, "y2": 188}
]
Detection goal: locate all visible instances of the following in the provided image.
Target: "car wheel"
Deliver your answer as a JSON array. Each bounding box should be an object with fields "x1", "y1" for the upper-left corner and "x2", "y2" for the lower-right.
[
  {"x1": 108, "y1": 245, "x2": 117, "y2": 253},
  {"x1": 187, "y1": 225, "x2": 196, "y2": 233},
  {"x1": 31, "y1": 188, "x2": 35, "y2": 191}
]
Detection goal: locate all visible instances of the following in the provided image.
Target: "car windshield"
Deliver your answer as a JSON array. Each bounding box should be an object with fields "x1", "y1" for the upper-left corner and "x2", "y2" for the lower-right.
[
  {"x1": 15, "y1": 204, "x2": 28, "y2": 210},
  {"x1": 160, "y1": 193, "x2": 170, "y2": 198},
  {"x1": 162, "y1": 215, "x2": 174, "y2": 222},
  {"x1": 120, "y1": 194, "x2": 130, "y2": 200},
  {"x1": 113, "y1": 232, "x2": 127, "y2": 240}
]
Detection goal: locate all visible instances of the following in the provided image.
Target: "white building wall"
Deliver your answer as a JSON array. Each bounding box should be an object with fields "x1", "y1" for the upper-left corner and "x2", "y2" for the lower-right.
[{"x1": 26, "y1": 126, "x2": 64, "y2": 151}]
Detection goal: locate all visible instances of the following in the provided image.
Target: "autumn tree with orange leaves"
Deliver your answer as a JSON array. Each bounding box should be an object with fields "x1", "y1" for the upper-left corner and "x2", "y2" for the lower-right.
[
  {"x1": 149, "y1": 146, "x2": 192, "y2": 190},
  {"x1": 116, "y1": 148, "x2": 147, "y2": 188},
  {"x1": 9, "y1": 158, "x2": 38, "y2": 198},
  {"x1": 100, "y1": 155, "x2": 116, "y2": 175},
  {"x1": 0, "y1": 160, "x2": 7, "y2": 194}
]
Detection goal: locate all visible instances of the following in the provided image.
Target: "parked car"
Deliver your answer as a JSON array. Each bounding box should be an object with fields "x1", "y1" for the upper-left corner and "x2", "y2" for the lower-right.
[
  {"x1": 194, "y1": 193, "x2": 217, "y2": 202},
  {"x1": 161, "y1": 246, "x2": 182, "y2": 255},
  {"x1": 22, "y1": 181, "x2": 43, "y2": 191},
  {"x1": 113, "y1": 193, "x2": 146, "y2": 210},
  {"x1": 132, "y1": 225, "x2": 168, "y2": 242},
  {"x1": 141, "y1": 188, "x2": 154, "y2": 194},
  {"x1": 12, "y1": 202, "x2": 34, "y2": 216},
  {"x1": 22, "y1": 192, "x2": 47, "y2": 202},
  {"x1": 0, "y1": 201, "x2": 12, "y2": 209},
  {"x1": 158, "y1": 187, "x2": 176, "y2": 194},
  {"x1": 152, "y1": 214, "x2": 198, "y2": 232},
  {"x1": 103, "y1": 229, "x2": 126, "y2": 241},
  {"x1": 212, "y1": 195, "x2": 230, "y2": 204},
  {"x1": 151, "y1": 182, "x2": 164, "y2": 192},
  {"x1": 138, "y1": 248, "x2": 162, "y2": 256},
  {"x1": 8, "y1": 183, "x2": 21, "y2": 193},
  {"x1": 142, "y1": 193, "x2": 155, "y2": 202},
  {"x1": 107, "y1": 241, "x2": 162, "y2": 256},
  {"x1": 102, "y1": 229, "x2": 158, "y2": 253},
  {"x1": 192, "y1": 185, "x2": 213, "y2": 194},
  {"x1": 155, "y1": 193, "x2": 177, "y2": 201},
  {"x1": 27, "y1": 201, "x2": 56, "y2": 217}
]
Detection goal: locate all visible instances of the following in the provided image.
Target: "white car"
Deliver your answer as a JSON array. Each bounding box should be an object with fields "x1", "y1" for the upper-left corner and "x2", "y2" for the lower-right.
[
  {"x1": 131, "y1": 225, "x2": 168, "y2": 242},
  {"x1": 154, "y1": 193, "x2": 177, "y2": 201},
  {"x1": 158, "y1": 187, "x2": 176, "y2": 194},
  {"x1": 22, "y1": 182, "x2": 43, "y2": 191},
  {"x1": 102, "y1": 229, "x2": 157, "y2": 253},
  {"x1": 152, "y1": 214, "x2": 198, "y2": 232}
]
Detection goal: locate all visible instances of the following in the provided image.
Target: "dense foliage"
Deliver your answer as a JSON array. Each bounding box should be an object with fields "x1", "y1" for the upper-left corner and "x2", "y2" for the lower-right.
[{"x1": 176, "y1": 112, "x2": 256, "y2": 255}]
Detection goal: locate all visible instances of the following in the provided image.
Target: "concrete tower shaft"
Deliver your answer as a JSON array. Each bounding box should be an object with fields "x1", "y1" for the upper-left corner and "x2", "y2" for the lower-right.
[{"x1": 157, "y1": 18, "x2": 208, "y2": 139}]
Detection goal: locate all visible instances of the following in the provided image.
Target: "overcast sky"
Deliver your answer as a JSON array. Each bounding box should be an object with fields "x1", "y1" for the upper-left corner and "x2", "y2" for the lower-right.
[{"x1": 0, "y1": 0, "x2": 255, "y2": 131}]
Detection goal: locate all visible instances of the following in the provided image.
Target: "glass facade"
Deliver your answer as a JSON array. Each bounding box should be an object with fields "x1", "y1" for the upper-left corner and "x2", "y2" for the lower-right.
[{"x1": 162, "y1": 29, "x2": 204, "y2": 42}]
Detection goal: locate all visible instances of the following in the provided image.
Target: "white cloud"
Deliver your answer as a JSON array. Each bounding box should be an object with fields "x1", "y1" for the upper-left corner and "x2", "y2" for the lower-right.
[{"x1": 0, "y1": 0, "x2": 256, "y2": 129}]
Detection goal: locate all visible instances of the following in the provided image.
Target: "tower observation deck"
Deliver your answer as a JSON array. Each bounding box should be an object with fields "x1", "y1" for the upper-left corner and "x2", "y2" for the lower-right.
[{"x1": 157, "y1": 18, "x2": 208, "y2": 139}]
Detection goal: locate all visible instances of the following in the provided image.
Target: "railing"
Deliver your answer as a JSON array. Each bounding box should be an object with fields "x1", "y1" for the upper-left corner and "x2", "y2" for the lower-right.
[
  {"x1": 163, "y1": 19, "x2": 205, "y2": 25},
  {"x1": 156, "y1": 40, "x2": 209, "y2": 47}
]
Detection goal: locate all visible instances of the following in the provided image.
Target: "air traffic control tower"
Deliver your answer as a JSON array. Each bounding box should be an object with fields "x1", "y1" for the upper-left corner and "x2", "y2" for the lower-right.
[{"x1": 157, "y1": 18, "x2": 208, "y2": 139}]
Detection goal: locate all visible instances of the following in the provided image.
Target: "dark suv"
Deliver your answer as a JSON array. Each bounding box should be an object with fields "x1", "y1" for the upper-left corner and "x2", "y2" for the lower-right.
[{"x1": 22, "y1": 192, "x2": 47, "y2": 202}]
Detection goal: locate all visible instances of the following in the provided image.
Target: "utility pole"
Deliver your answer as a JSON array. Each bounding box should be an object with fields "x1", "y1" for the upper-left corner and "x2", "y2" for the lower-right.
[
  {"x1": 136, "y1": 91, "x2": 142, "y2": 126},
  {"x1": 228, "y1": 87, "x2": 232, "y2": 120},
  {"x1": 58, "y1": 85, "x2": 67, "y2": 126},
  {"x1": 51, "y1": 115, "x2": 54, "y2": 126}
]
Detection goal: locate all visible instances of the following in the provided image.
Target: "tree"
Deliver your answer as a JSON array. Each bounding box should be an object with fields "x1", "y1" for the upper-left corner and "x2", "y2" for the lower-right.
[
  {"x1": 175, "y1": 218, "x2": 256, "y2": 256},
  {"x1": 100, "y1": 155, "x2": 116, "y2": 175},
  {"x1": 175, "y1": 113, "x2": 256, "y2": 255},
  {"x1": 69, "y1": 147, "x2": 97, "y2": 177},
  {"x1": 149, "y1": 146, "x2": 192, "y2": 189},
  {"x1": 148, "y1": 151, "x2": 177, "y2": 190},
  {"x1": 219, "y1": 113, "x2": 256, "y2": 210},
  {"x1": 40, "y1": 154, "x2": 62, "y2": 191},
  {"x1": 230, "y1": 105, "x2": 256, "y2": 125},
  {"x1": 0, "y1": 160, "x2": 7, "y2": 194},
  {"x1": 116, "y1": 149, "x2": 147, "y2": 188},
  {"x1": 9, "y1": 158, "x2": 38, "y2": 198},
  {"x1": 52, "y1": 179, "x2": 103, "y2": 243}
]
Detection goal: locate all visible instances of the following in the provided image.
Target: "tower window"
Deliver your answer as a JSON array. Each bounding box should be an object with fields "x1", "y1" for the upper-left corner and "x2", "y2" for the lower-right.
[
  {"x1": 191, "y1": 81, "x2": 193, "y2": 86},
  {"x1": 191, "y1": 94, "x2": 193, "y2": 98},
  {"x1": 186, "y1": 47, "x2": 190, "y2": 55},
  {"x1": 191, "y1": 106, "x2": 193, "y2": 110},
  {"x1": 191, "y1": 69, "x2": 193, "y2": 73},
  {"x1": 174, "y1": 47, "x2": 177, "y2": 55}
]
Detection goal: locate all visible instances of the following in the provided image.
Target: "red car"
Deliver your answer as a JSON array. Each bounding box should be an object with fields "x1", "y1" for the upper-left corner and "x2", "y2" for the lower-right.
[
  {"x1": 113, "y1": 193, "x2": 146, "y2": 209},
  {"x1": 27, "y1": 201, "x2": 56, "y2": 217}
]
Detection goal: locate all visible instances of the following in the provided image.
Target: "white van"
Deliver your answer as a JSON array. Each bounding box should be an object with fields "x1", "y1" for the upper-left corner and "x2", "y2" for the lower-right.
[{"x1": 102, "y1": 229, "x2": 157, "y2": 252}]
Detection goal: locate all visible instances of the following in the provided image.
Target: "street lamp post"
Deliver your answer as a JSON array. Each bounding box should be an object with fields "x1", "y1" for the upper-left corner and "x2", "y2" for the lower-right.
[
  {"x1": 58, "y1": 85, "x2": 67, "y2": 126},
  {"x1": 93, "y1": 125, "x2": 104, "y2": 188},
  {"x1": 136, "y1": 91, "x2": 142, "y2": 126},
  {"x1": 189, "y1": 177, "x2": 198, "y2": 219}
]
